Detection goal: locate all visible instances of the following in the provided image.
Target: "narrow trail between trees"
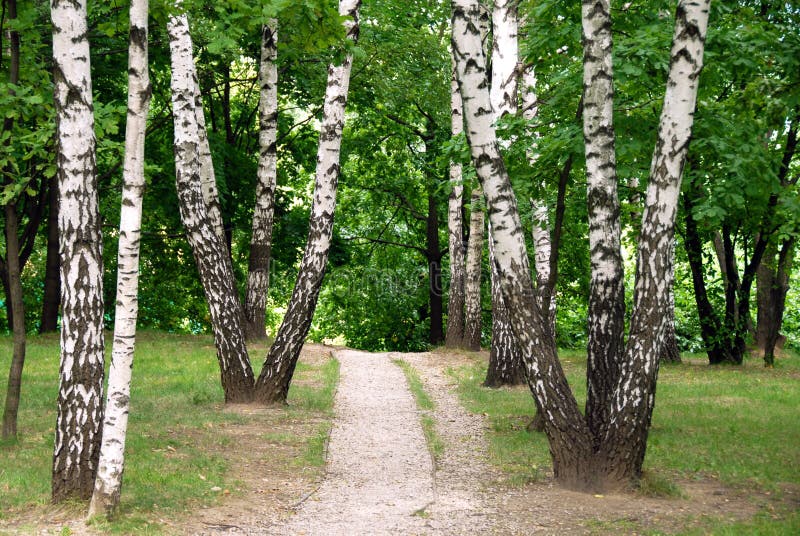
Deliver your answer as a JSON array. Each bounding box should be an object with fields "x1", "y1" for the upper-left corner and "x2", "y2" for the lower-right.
[{"x1": 279, "y1": 349, "x2": 436, "y2": 535}]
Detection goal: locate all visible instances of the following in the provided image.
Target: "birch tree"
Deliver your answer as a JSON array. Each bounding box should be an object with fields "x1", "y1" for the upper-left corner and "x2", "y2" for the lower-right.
[
  {"x1": 452, "y1": 0, "x2": 710, "y2": 490},
  {"x1": 50, "y1": 0, "x2": 106, "y2": 502},
  {"x1": 445, "y1": 59, "x2": 466, "y2": 348},
  {"x1": 168, "y1": 10, "x2": 255, "y2": 403},
  {"x1": 485, "y1": 0, "x2": 524, "y2": 386},
  {"x1": 88, "y1": 0, "x2": 151, "y2": 517},
  {"x1": 244, "y1": 20, "x2": 279, "y2": 341},
  {"x1": 254, "y1": 0, "x2": 361, "y2": 404},
  {"x1": 581, "y1": 0, "x2": 626, "y2": 444},
  {"x1": 464, "y1": 187, "x2": 484, "y2": 351}
]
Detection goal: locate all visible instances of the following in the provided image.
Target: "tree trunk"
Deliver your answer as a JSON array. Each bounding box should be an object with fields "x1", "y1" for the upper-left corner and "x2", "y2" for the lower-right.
[
  {"x1": 2, "y1": 203, "x2": 26, "y2": 441},
  {"x1": 88, "y1": 0, "x2": 151, "y2": 517},
  {"x1": 445, "y1": 58, "x2": 466, "y2": 348},
  {"x1": 463, "y1": 187, "x2": 484, "y2": 351},
  {"x1": 168, "y1": 10, "x2": 255, "y2": 403},
  {"x1": 762, "y1": 238, "x2": 794, "y2": 366},
  {"x1": 254, "y1": 0, "x2": 361, "y2": 405},
  {"x1": 453, "y1": 0, "x2": 709, "y2": 491},
  {"x1": 581, "y1": 0, "x2": 626, "y2": 445},
  {"x1": 244, "y1": 21, "x2": 279, "y2": 342},
  {"x1": 484, "y1": 231, "x2": 525, "y2": 387},
  {"x1": 40, "y1": 176, "x2": 61, "y2": 333},
  {"x1": 659, "y1": 285, "x2": 682, "y2": 364},
  {"x1": 50, "y1": 0, "x2": 106, "y2": 502},
  {"x1": 427, "y1": 188, "x2": 444, "y2": 345}
]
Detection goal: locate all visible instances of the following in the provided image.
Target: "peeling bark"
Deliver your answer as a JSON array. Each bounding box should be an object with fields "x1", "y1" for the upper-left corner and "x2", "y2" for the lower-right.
[
  {"x1": 50, "y1": 0, "x2": 106, "y2": 502},
  {"x1": 244, "y1": 21, "x2": 279, "y2": 342},
  {"x1": 254, "y1": 0, "x2": 361, "y2": 405},
  {"x1": 168, "y1": 10, "x2": 254, "y2": 403},
  {"x1": 88, "y1": 0, "x2": 151, "y2": 518}
]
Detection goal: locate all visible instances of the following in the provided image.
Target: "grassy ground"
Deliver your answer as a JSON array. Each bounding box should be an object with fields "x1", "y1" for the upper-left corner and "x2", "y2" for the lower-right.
[
  {"x1": 450, "y1": 348, "x2": 800, "y2": 534},
  {"x1": 393, "y1": 359, "x2": 444, "y2": 463},
  {"x1": 0, "y1": 331, "x2": 338, "y2": 534}
]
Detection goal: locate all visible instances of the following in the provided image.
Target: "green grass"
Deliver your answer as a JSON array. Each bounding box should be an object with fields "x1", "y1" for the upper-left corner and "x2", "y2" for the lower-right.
[
  {"x1": 0, "y1": 331, "x2": 339, "y2": 534},
  {"x1": 450, "y1": 348, "x2": 800, "y2": 531},
  {"x1": 393, "y1": 359, "x2": 444, "y2": 462}
]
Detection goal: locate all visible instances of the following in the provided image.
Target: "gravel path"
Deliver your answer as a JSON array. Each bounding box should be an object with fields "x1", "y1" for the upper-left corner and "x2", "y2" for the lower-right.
[{"x1": 280, "y1": 350, "x2": 436, "y2": 535}]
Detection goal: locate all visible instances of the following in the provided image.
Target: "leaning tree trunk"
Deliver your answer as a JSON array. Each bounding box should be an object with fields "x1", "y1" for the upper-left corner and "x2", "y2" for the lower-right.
[
  {"x1": 453, "y1": 0, "x2": 595, "y2": 489},
  {"x1": 254, "y1": 0, "x2": 361, "y2": 405},
  {"x1": 88, "y1": 0, "x2": 151, "y2": 518},
  {"x1": 244, "y1": 20, "x2": 279, "y2": 342},
  {"x1": 445, "y1": 58, "x2": 466, "y2": 348},
  {"x1": 453, "y1": 0, "x2": 710, "y2": 491},
  {"x1": 484, "y1": 0, "x2": 524, "y2": 386},
  {"x1": 581, "y1": 0, "x2": 626, "y2": 446},
  {"x1": 40, "y1": 176, "x2": 61, "y2": 333},
  {"x1": 599, "y1": 0, "x2": 710, "y2": 486},
  {"x1": 50, "y1": 0, "x2": 106, "y2": 502},
  {"x1": 1, "y1": 0, "x2": 25, "y2": 442},
  {"x1": 463, "y1": 187, "x2": 484, "y2": 351},
  {"x1": 168, "y1": 11, "x2": 255, "y2": 403}
]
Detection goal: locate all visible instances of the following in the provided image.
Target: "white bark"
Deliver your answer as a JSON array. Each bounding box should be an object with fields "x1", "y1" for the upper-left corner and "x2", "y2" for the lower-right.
[
  {"x1": 490, "y1": 0, "x2": 519, "y2": 120},
  {"x1": 255, "y1": 0, "x2": 361, "y2": 404},
  {"x1": 244, "y1": 20, "x2": 279, "y2": 341},
  {"x1": 603, "y1": 0, "x2": 711, "y2": 477},
  {"x1": 50, "y1": 0, "x2": 106, "y2": 502},
  {"x1": 446, "y1": 56, "x2": 466, "y2": 347},
  {"x1": 168, "y1": 10, "x2": 255, "y2": 402},
  {"x1": 88, "y1": 0, "x2": 150, "y2": 518}
]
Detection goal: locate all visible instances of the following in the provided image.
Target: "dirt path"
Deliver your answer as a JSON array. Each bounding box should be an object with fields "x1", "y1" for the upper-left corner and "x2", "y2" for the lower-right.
[{"x1": 271, "y1": 350, "x2": 435, "y2": 535}]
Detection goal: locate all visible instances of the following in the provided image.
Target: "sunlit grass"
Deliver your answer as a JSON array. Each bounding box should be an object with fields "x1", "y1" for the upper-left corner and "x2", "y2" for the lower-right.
[
  {"x1": 0, "y1": 331, "x2": 338, "y2": 533},
  {"x1": 393, "y1": 359, "x2": 444, "y2": 462}
]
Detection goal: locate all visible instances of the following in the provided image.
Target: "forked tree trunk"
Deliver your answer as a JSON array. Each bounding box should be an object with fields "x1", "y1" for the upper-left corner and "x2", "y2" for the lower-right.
[
  {"x1": 88, "y1": 0, "x2": 151, "y2": 518},
  {"x1": 40, "y1": 177, "x2": 61, "y2": 333},
  {"x1": 1, "y1": 0, "x2": 25, "y2": 442},
  {"x1": 168, "y1": 11, "x2": 255, "y2": 403},
  {"x1": 485, "y1": 0, "x2": 524, "y2": 385},
  {"x1": 244, "y1": 21, "x2": 279, "y2": 342},
  {"x1": 464, "y1": 187, "x2": 484, "y2": 351},
  {"x1": 254, "y1": 0, "x2": 361, "y2": 404},
  {"x1": 445, "y1": 59, "x2": 466, "y2": 348},
  {"x1": 453, "y1": 0, "x2": 710, "y2": 490},
  {"x1": 50, "y1": 0, "x2": 106, "y2": 502},
  {"x1": 581, "y1": 0, "x2": 626, "y2": 445}
]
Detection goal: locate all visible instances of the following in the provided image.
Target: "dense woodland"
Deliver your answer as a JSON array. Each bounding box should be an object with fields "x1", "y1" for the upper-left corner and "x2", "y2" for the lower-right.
[{"x1": 1, "y1": 0, "x2": 799, "y2": 518}]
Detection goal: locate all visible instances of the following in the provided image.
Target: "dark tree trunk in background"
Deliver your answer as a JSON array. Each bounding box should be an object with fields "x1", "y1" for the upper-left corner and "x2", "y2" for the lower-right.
[
  {"x1": 427, "y1": 189, "x2": 444, "y2": 345},
  {"x1": 2, "y1": 201, "x2": 26, "y2": 440},
  {"x1": 40, "y1": 177, "x2": 61, "y2": 333},
  {"x1": 760, "y1": 239, "x2": 794, "y2": 366}
]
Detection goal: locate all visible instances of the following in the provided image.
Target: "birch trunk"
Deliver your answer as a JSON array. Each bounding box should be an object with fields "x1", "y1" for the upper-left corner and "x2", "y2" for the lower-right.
[
  {"x1": 582, "y1": 0, "x2": 626, "y2": 444},
  {"x1": 50, "y1": 0, "x2": 106, "y2": 502},
  {"x1": 88, "y1": 0, "x2": 150, "y2": 517},
  {"x1": 254, "y1": 0, "x2": 361, "y2": 404},
  {"x1": 600, "y1": 0, "x2": 710, "y2": 484},
  {"x1": 244, "y1": 21, "x2": 279, "y2": 342},
  {"x1": 464, "y1": 187, "x2": 484, "y2": 351},
  {"x1": 445, "y1": 59, "x2": 466, "y2": 348},
  {"x1": 453, "y1": 0, "x2": 710, "y2": 490},
  {"x1": 168, "y1": 11, "x2": 255, "y2": 403},
  {"x1": 453, "y1": 0, "x2": 594, "y2": 487},
  {"x1": 485, "y1": 0, "x2": 524, "y2": 385}
]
